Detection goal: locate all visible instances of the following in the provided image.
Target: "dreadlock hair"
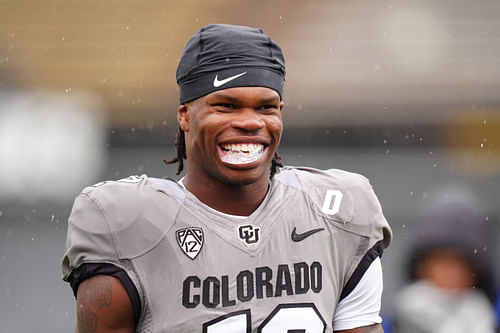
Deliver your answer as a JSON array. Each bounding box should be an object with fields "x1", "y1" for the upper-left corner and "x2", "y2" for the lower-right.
[
  {"x1": 163, "y1": 127, "x2": 186, "y2": 175},
  {"x1": 163, "y1": 127, "x2": 284, "y2": 178}
]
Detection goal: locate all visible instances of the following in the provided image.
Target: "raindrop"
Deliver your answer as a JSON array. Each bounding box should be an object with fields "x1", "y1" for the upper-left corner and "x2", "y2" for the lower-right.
[
  {"x1": 483, "y1": 120, "x2": 487, "y2": 125},
  {"x1": 473, "y1": 249, "x2": 478, "y2": 254},
  {"x1": 402, "y1": 224, "x2": 406, "y2": 228},
  {"x1": 480, "y1": 143, "x2": 484, "y2": 148},
  {"x1": 0, "y1": 210, "x2": 2, "y2": 217},
  {"x1": 383, "y1": 140, "x2": 387, "y2": 144},
  {"x1": 61, "y1": 36, "x2": 66, "y2": 41},
  {"x1": 410, "y1": 191, "x2": 414, "y2": 196},
  {"x1": 125, "y1": 26, "x2": 130, "y2": 30},
  {"x1": 483, "y1": 246, "x2": 488, "y2": 252},
  {"x1": 51, "y1": 215, "x2": 55, "y2": 223},
  {"x1": 433, "y1": 163, "x2": 437, "y2": 168},
  {"x1": 385, "y1": 149, "x2": 390, "y2": 154},
  {"x1": 65, "y1": 87, "x2": 72, "y2": 93}
]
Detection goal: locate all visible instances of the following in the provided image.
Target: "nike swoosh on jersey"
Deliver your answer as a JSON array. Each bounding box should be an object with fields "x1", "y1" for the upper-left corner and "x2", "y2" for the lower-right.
[
  {"x1": 213, "y1": 72, "x2": 247, "y2": 87},
  {"x1": 291, "y1": 227, "x2": 325, "y2": 242}
]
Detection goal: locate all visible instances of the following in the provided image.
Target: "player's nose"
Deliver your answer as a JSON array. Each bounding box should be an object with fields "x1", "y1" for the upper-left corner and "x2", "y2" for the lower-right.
[{"x1": 230, "y1": 109, "x2": 265, "y2": 132}]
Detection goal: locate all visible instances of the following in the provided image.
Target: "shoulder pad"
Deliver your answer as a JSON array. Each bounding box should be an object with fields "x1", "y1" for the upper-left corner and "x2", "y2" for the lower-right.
[
  {"x1": 276, "y1": 166, "x2": 392, "y2": 249},
  {"x1": 81, "y1": 175, "x2": 185, "y2": 258}
]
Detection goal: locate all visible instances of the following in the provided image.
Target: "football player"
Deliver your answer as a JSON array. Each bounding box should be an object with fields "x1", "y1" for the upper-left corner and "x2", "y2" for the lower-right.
[{"x1": 62, "y1": 24, "x2": 392, "y2": 332}]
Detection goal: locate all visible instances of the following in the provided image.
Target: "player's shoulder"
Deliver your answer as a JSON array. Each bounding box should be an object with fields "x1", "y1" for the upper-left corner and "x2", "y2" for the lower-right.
[
  {"x1": 275, "y1": 166, "x2": 391, "y2": 247},
  {"x1": 277, "y1": 165, "x2": 370, "y2": 191},
  {"x1": 70, "y1": 174, "x2": 186, "y2": 258},
  {"x1": 82, "y1": 174, "x2": 186, "y2": 205}
]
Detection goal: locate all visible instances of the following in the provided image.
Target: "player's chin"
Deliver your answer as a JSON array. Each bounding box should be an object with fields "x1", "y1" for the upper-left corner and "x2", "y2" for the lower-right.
[{"x1": 219, "y1": 162, "x2": 271, "y2": 185}]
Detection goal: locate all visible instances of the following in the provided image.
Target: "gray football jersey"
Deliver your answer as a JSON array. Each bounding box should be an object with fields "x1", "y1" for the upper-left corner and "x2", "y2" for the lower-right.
[{"x1": 62, "y1": 166, "x2": 392, "y2": 332}]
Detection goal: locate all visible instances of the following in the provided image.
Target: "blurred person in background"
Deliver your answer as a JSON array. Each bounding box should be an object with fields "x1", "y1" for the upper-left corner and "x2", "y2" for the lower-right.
[{"x1": 392, "y1": 188, "x2": 498, "y2": 333}]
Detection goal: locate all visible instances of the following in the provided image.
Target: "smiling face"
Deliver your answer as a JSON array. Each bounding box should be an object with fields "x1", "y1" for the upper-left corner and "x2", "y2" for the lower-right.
[{"x1": 178, "y1": 86, "x2": 283, "y2": 188}]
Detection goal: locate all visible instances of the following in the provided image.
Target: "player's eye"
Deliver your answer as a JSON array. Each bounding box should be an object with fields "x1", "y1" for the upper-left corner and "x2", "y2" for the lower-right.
[
  {"x1": 258, "y1": 104, "x2": 280, "y2": 113},
  {"x1": 213, "y1": 103, "x2": 235, "y2": 110}
]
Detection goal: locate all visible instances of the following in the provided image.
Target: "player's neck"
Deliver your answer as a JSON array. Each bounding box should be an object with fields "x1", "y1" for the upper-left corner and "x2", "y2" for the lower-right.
[{"x1": 183, "y1": 174, "x2": 269, "y2": 217}]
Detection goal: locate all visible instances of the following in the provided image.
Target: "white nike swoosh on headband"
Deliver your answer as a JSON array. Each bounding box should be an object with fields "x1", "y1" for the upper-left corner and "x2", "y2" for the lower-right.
[{"x1": 213, "y1": 72, "x2": 247, "y2": 87}]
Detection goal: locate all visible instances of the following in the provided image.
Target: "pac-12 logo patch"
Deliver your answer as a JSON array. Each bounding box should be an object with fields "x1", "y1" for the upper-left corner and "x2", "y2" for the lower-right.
[
  {"x1": 238, "y1": 224, "x2": 261, "y2": 245},
  {"x1": 176, "y1": 227, "x2": 204, "y2": 260}
]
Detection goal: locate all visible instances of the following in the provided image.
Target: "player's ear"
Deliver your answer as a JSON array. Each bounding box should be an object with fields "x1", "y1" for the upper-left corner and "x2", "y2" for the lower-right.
[
  {"x1": 279, "y1": 101, "x2": 284, "y2": 111},
  {"x1": 177, "y1": 104, "x2": 189, "y2": 131}
]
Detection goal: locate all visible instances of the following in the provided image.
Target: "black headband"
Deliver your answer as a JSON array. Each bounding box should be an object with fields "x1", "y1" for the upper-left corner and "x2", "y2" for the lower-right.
[{"x1": 176, "y1": 24, "x2": 286, "y2": 104}]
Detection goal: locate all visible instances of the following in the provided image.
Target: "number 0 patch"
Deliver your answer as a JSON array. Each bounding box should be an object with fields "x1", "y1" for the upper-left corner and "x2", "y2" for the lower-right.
[{"x1": 176, "y1": 227, "x2": 204, "y2": 260}]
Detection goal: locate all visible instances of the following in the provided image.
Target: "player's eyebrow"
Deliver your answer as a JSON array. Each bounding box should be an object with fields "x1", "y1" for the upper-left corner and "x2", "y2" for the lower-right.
[
  {"x1": 258, "y1": 96, "x2": 280, "y2": 105},
  {"x1": 210, "y1": 92, "x2": 240, "y2": 104},
  {"x1": 210, "y1": 92, "x2": 280, "y2": 105}
]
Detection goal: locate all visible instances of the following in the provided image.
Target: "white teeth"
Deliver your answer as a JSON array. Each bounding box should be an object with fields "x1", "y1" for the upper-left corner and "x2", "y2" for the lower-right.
[
  {"x1": 219, "y1": 143, "x2": 264, "y2": 165},
  {"x1": 221, "y1": 143, "x2": 261, "y2": 153}
]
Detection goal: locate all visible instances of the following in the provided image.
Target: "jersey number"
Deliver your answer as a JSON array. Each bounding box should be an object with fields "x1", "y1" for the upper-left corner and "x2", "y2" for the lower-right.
[
  {"x1": 203, "y1": 303, "x2": 326, "y2": 332},
  {"x1": 322, "y1": 190, "x2": 343, "y2": 215}
]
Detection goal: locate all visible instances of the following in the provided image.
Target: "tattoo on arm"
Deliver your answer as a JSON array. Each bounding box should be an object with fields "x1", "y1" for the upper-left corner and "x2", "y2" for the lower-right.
[{"x1": 77, "y1": 276, "x2": 113, "y2": 333}]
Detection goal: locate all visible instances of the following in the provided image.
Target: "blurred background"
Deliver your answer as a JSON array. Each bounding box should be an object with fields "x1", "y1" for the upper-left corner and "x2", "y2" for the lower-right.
[{"x1": 1, "y1": 0, "x2": 499, "y2": 332}]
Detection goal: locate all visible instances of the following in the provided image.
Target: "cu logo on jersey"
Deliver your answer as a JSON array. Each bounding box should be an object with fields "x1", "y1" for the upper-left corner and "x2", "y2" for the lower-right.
[
  {"x1": 176, "y1": 227, "x2": 204, "y2": 260},
  {"x1": 238, "y1": 225, "x2": 261, "y2": 245}
]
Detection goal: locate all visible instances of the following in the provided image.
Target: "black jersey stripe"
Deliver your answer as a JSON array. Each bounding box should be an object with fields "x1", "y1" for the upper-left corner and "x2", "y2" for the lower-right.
[
  {"x1": 68, "y1": 263, "x2": 141, "y2": 327},
  {"x1": 338, "y1": 240, "x2": 385, "y2": 302}
]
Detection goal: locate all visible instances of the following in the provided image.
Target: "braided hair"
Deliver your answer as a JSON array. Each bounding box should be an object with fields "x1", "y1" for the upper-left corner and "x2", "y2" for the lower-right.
[{"x1": 163, "y1": 127, "x2": 283, "y2": 178}]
